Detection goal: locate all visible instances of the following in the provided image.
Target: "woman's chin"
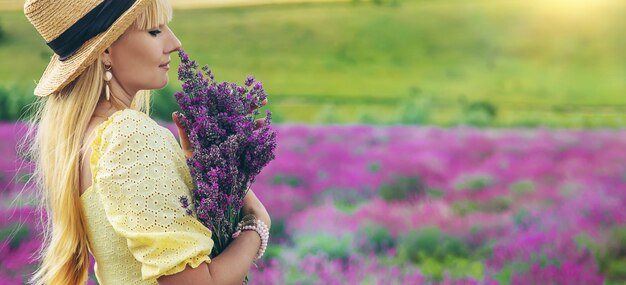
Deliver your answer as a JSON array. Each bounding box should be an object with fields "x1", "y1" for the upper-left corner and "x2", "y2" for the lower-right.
[{"x1": 155, "y1": 78, "x2": 169, "y2": 90}]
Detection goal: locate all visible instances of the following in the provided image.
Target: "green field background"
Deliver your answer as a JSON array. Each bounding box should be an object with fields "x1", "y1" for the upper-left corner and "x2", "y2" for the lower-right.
[{"x1": 0, "y1": 0, "x2": 625, "y2": 127}]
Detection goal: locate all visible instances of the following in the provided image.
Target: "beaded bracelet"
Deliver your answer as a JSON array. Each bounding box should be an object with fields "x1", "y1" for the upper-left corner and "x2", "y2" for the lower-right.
[{"x1": 231, "y1": 214, "x2": 270, "y2": 261}]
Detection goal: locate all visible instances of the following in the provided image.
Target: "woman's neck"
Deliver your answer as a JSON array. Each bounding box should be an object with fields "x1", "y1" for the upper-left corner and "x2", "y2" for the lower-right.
[{"x1": 92, "y1": 95, "x2": 129, "y2": 119}]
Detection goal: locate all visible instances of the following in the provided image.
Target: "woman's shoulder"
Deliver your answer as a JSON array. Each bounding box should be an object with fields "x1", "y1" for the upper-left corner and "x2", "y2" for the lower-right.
[
  {"x1": 90, "y1": 108, "x2": 190, "y2": 183},
  {"x1": 106, "y1": 108, "x2": 151, "y2": 128},
  {"x1": 93, "y1": 108, "x2": 173, "y2": 151},
  {"x1": 99, "y1": 108, "x2": 158, "y2": 136}
]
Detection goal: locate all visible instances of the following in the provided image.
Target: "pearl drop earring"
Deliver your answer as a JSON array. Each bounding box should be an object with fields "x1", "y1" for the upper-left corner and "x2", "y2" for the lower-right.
[{"x1": 104, "y1": 64, "x2": 112, "y2": 101}]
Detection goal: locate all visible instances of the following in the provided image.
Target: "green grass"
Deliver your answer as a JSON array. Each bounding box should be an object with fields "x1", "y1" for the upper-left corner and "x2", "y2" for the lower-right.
[{"x1": 1, "y1": 0, "x2": 625, "y2": 126}]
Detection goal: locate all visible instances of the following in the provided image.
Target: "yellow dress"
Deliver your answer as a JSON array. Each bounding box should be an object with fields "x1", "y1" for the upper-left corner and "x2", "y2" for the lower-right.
[{"x1": 80, "y1": 108, "x2": 214, "y2": 284}]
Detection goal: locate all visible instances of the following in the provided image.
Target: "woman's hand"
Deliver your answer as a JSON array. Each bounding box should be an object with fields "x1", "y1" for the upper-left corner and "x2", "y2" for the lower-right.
[
  {"x1": 242, "y1": 188, "x2": 271, "y2": 229},
  {"x1": 172, "y1": 98, "x2": 268, "y2": 159}
]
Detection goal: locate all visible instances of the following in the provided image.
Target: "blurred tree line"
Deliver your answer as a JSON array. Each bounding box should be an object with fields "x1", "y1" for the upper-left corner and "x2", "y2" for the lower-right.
[{"x1": 0, "y1": 83, "x2": 500, "y2": 127}]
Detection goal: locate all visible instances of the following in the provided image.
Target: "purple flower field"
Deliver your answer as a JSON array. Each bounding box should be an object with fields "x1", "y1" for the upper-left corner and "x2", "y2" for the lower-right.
[{"x1": 2, "y1": 122, "x2": 626, "y2": 284}]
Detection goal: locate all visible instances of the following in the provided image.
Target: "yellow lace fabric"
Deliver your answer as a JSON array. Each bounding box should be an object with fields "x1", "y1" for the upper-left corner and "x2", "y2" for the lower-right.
[{"x1": 81, "y1": 108, "x2": 213, "y2": 284}]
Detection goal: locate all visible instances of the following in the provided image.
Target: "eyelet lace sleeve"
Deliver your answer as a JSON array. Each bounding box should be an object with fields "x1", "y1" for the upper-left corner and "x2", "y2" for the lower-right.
[{"x1": 90, "y1": 109, "x2": 214, "y2": 281}]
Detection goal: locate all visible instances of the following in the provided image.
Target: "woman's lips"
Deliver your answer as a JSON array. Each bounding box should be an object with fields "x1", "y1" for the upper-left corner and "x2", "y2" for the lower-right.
[{"x1": 159, "y1": 62, "x2": 170, "y2": 70}]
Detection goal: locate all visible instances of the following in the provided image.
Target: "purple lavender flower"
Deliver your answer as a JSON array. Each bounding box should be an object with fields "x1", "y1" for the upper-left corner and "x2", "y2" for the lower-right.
[
  {"x1": 174, "y1": 49, "x2": 277, "y2": 258},
  {"x1": 245, "y1": 75, "x2": 255, "y2": 87},
  {"x1": 179, "y1": 196, "x2": 190, "y2": 209}
]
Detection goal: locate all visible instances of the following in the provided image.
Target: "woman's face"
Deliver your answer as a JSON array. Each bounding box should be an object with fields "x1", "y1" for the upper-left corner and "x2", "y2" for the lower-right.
[{"x1": 103, "y1": 24, "x2": 181, "y2": 94}]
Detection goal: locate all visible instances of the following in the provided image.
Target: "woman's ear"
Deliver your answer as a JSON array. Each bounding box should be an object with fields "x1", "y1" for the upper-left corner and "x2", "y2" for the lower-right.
[{"x1": 100, "y1": 48, "x2": 111, "y2": 65}]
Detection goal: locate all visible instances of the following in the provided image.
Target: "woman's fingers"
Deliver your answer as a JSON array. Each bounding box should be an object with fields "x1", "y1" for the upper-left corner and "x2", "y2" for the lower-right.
[
  {"x1": 248, "y1": 98, "x2": 268, "y2": 114},
  {"x1": 254, "y1": 118, "x2": 266, "y2": 130},
  {"x1": 172, "y1": 112, "x2": 193, "y2": 159},
  {"x1": 250, "y1": 99, "x2": 268, "y2": 130}
]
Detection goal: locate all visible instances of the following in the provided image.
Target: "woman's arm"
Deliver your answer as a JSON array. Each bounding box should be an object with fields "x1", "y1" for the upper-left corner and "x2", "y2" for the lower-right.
[
  {"x1": 158, "y1": 189, "x2": 271, "y2": 285},
  {"x1": 156, "y1": 230, "x2": 261, "y2": 285}
]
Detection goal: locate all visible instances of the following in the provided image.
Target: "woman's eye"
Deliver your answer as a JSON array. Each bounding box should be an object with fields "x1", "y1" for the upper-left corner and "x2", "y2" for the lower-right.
[{"x1": 149, "y1": 29, "x2": 162, "y2": 36}]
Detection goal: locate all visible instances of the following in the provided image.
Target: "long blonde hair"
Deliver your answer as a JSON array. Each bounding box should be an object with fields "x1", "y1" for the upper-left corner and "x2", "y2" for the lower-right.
[{"x1": 19, "y1": 0, "x2": 173, "y2": 284}]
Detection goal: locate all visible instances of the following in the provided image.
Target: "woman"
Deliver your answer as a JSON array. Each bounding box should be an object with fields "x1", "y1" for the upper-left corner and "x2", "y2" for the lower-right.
[{"x1": 22, "y1": 0, "x2": 271, "y2": 284}]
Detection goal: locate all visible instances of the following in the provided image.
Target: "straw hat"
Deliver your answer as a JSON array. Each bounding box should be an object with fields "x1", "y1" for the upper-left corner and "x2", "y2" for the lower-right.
[{"x1": 24, "y1": 0, "x2": 153, "y2": 97}]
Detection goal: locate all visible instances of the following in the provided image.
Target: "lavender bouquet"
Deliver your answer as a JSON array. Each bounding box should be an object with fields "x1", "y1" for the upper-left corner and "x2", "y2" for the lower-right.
[{"x1": 173, "y1": 49, "x2": 277, "y2": 258}]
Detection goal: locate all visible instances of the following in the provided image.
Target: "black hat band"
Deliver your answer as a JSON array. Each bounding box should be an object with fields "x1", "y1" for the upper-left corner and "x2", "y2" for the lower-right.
[{"x1": 47, "y1": 0, "x2": 136, "y2": 61}]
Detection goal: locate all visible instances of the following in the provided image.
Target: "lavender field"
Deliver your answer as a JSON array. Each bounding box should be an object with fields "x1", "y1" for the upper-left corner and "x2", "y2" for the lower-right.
[{"x1": 2, "y1": 122, "x2": 626, "y2": 284}]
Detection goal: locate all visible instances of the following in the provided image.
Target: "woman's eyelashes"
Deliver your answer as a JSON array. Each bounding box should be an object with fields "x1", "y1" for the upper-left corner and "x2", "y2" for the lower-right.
[{"x1": 148, "y1": 29, "x2": 162, "y2": 37}]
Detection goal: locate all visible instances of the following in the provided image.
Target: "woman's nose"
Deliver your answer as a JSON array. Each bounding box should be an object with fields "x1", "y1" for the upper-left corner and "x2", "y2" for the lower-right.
[
  {"x1": 166, "y1": 26, "x2": 182, "y2": 53},
  {"x1": 171, "y1": 35, "x2": 182, "y2": 53}
]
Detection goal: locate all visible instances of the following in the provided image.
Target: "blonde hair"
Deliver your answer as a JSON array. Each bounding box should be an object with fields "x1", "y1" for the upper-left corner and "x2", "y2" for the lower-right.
[{"x1": 19, "y1": 0, "x2": 173, "y2": 284}]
